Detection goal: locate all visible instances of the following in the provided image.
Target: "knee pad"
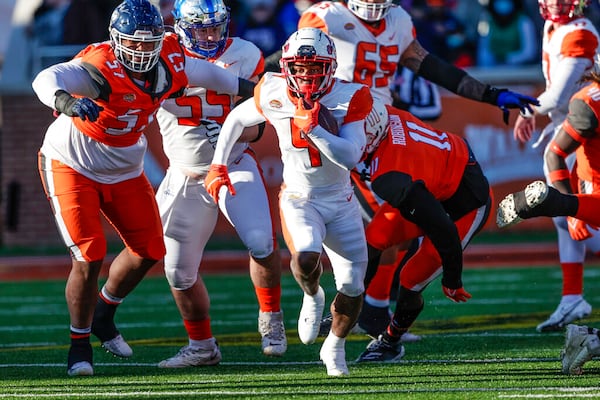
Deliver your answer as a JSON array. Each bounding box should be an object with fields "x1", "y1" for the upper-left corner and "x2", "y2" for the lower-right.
[
  {"x1": 243, "y1": 228, "x2": 274, "y2": 259},
  {"x1": 164, "y1": 262, "x2": 198, "y2": 291},
  {"x1": 335, "y1": 263, "x2": 366, "y2": 297}
]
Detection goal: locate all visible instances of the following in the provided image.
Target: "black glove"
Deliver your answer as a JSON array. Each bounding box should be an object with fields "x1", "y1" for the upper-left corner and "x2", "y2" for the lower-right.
[
  {"x1": 54, "y1": 90, "x2": 103, "y2": 122},
  {"x1": 482, "y1": 87, "x2": 539, "y2": 124}
]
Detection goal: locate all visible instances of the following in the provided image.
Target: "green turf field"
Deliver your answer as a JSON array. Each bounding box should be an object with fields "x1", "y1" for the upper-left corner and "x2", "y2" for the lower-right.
[{"x1": 1, "y1": 265, "x2": 600, "y2": 399}]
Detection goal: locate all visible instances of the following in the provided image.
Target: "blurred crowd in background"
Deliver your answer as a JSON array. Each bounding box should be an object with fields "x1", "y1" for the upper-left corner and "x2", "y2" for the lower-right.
[{"x1": 25, "y1": 0, "x2": 600, "y2": 69}]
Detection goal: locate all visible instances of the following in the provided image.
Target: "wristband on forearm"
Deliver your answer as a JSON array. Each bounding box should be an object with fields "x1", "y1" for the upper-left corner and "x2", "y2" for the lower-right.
[{"x1": 54, "y1": 90, "x2": 78, "y2": 116}]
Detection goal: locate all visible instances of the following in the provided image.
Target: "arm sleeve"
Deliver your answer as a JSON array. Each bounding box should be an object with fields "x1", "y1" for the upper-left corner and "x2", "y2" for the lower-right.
[
  {"x1": 306, "y1": 120, "x2": 366, "y2": 169},
  {"x1": 211, "y1": 98, "x2": 266, "y2": 165},
  {"x1": 372, "y1": 174, "x2": 463, "y2": 288},
  {"x1": 185, "y1": 56, "x2": 240, "y2": 95},
  {"x1": 536, "y1": 57, "x2": 591, "y2": 115},
  {"x1": 31, "y1": 59, "x2": 100, "y2": 109}
]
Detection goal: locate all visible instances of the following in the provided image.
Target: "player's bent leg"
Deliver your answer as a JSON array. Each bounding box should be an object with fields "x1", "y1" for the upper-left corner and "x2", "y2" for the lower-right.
[{"x1": 92, "y1": 251, "x2": 159, "y2": 358}]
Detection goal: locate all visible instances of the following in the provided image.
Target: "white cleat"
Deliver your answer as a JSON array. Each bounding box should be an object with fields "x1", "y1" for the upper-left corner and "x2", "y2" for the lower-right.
[
  {"x1": 537, "y1": 299, "x2": 592, "y2": 332},
  {"x1": 561, "y1": 324, "x2": 600, "y2": 375},
  {"x1": 298, "y1": 286, "x2": 325, "y2": 345},
  {"x1": 319, "y1": 335, "x2": 349, "y2": 377},
  {"x1": 497, "y1": 180, "x2": 548, "y2": 228},
  {"x1": 158, "y1": 338, "x2": 221, "y2": 368},
  {"x1": 67, "y1": 361, "x2": 94, "y2": 377},
  {"x1": 101, "y1": 334, "x2": 133, "y2": 358},
  {"x1": 258, "y1": 311, "x2": 288, "y2": 356}
]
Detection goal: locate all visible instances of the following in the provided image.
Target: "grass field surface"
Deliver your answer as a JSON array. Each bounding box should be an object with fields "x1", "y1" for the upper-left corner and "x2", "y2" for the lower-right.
[{"x1": 1, "y1": 264, "x2": 600, "y2": 399}]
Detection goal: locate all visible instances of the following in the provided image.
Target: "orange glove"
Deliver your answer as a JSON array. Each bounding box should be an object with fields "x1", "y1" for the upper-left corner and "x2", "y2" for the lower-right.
[
  {"x1": 442, "y1": 285, "x2": 472, "y2": 303},
  {"x1": 293, "y1": 100, "x2": 320, "y2": 134},
  {"x1": 567, "y1": 216, "x2": 593, "y2": 241},
  {"x1": 204, "y1": 164, "x2": 235, "y2": 203}
]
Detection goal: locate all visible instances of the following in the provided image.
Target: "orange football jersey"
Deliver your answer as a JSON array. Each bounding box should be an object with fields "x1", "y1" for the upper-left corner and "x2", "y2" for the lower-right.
[
  {"x1": 72, "y1": 33, "x2": 189, "y2": 147},
  {"x1": 369, "y1": 106, "x2": 470, "y2": 201}
]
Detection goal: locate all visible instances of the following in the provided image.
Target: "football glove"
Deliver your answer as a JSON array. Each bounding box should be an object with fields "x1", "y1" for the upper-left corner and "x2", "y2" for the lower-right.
[
  {"x1": 293, "y1": 100, "x2": 320, "y2": 134},
  {"x1": 495, "y1": 89, "x2": 539, "y2": 125},
  {"x1": 204, "y1": 164, "x2": 235, "y2": 204},
  {"x1": 567, "y1": 216, "x2": 594, "y2": 241},
  {"x1": 54, "y1": 90, "x2": 103, "y2": 122},
  {"x1": 442, "y1": 285, "x2": 472, "y2": 303}
]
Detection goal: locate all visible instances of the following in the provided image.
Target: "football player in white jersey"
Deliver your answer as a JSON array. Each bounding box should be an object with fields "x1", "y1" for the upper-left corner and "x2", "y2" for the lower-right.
[
  {"x1": 291, "y1": 0, "x2": 540, "y2": 339},
  {"x1": 513, "y1": 0, "x2": 600, "y2": 332},
  {"x1": 153, "y1": 0, "x2": 287, "y2": 367},
  {"x1": 206, "y1": 27, "x2": 373, "y2": 376}
]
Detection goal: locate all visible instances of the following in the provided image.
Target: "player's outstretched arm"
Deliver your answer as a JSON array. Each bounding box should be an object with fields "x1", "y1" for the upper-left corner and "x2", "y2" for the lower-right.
[{"x1": 402, "y1": 40, "x2": 539, "y2": 124}]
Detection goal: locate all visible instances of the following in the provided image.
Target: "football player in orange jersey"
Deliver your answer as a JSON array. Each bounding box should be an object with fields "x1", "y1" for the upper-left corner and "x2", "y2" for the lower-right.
[
  {"x1": 498, "y1": 58, "x2": 600, "y2": 374},
  {"x1": 353, "y1": 100, "x2": 492, "y2": 362},
  {"x1": 32, "y1": 0, "x2": 254, "y2": 377},
  {"x1": 512, "y1": 0, "x2": 600, "y2": 332}
]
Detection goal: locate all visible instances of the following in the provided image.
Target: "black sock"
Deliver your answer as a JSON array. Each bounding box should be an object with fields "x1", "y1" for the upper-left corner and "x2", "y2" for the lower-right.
[
  {"x1": 68, "y1": 332, "x2": 92, "y2": 367},
  {"x1": 91, "y1": 297, "x2": 119, "y2": 341}
]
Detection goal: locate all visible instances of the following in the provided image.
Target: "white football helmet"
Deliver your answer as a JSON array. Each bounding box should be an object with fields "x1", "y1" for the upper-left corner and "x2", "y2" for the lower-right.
[
  {"x1": 280, "y1": 27, "x2": 337, "y2": 101},
  {"x1": 538, "y1": 0, "x2": 589, "y2": 23},
  {"x1": 346, "y1": 0, "x2": 394, "y2": 22},
  {"x1": 365, "y1": 99, "x2": 389, "y2": 154}
]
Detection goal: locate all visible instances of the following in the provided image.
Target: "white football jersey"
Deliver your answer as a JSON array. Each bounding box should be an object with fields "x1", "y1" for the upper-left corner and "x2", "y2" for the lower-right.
[
  {"x1": 540, "y1": 17, "x2": 599, "y2": 124},
  {"x1": 255, "y1": 72, "x2": 369, "y2": 191},
  {"x1": 299, "y1": 1, "x2": 414, "y2": 105},
  {"x1": 156, "y1": 37, "x2": 263, "y2": 175}
]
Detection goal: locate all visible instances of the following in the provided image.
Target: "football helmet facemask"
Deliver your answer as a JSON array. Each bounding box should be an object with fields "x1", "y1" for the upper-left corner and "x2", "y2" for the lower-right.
[
  {"x1": 538, "y1": 0, "x2": 589, "y2": 23},
  {"x1": 280, "y1": 27, "x2": 337, "y2": 101},
  {"x1": 346, "y1": 0, "x2": 394, "y2": 22},
  {"x1": 110, "y1": 0, "x2": 165, "y2": 73},
  {"x1": 365, "y1": 99, "x2": 389, "y2": 154},
  {"x1": 173, "y1": 0, "x2": 230, "y2": 58}
]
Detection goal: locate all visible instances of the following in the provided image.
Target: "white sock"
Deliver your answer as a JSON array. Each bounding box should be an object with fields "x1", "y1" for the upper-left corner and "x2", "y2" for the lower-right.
[{"x1": 326, "y1": 331, "x2": 345, "y2": 348}]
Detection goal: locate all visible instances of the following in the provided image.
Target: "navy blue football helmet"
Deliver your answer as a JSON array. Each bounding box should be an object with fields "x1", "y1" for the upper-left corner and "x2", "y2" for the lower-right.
[
  {"x1": 109, "y1": 0, "x2": 165, "y2": 72},
  {"x1": 172, "y1": 0, "x2": 230, "y2": 58}
]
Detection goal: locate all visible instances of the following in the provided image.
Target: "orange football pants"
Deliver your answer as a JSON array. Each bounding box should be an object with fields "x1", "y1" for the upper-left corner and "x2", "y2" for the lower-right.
[{"x1": 38, "y1": 155, "x2": 165, "y2": 262}]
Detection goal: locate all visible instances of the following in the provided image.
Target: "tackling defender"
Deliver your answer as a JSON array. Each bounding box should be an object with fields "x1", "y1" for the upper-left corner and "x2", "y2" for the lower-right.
[{"x1": 354, "y1": 101, "x2": 492, "y2": 362}]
